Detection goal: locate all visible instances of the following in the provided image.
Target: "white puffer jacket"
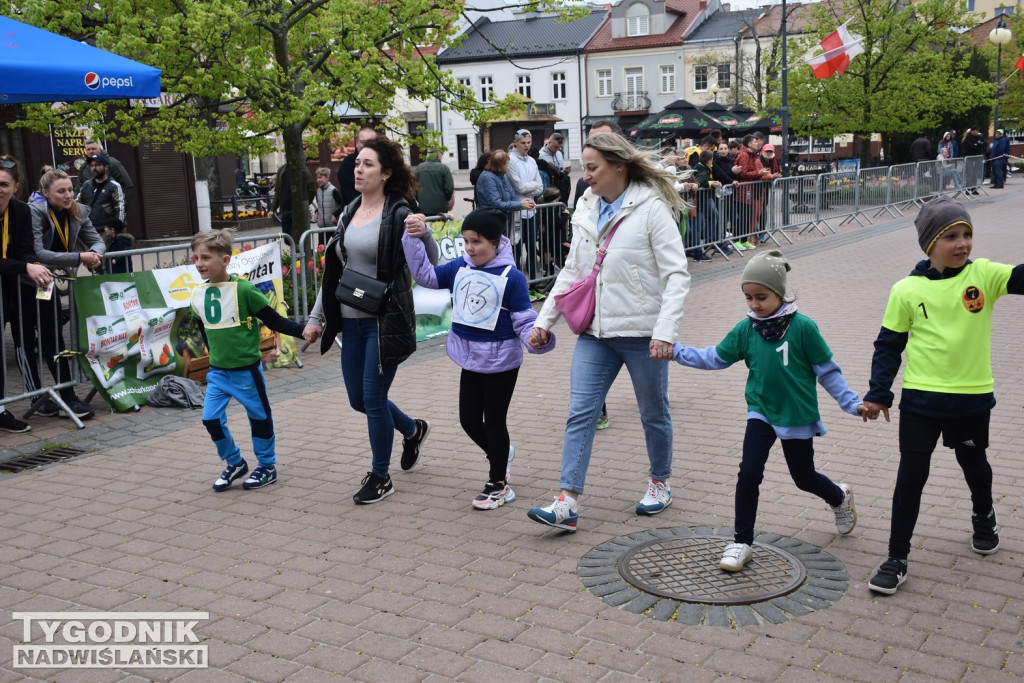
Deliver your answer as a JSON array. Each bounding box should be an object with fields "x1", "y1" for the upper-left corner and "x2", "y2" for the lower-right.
[{"x1": 535, "y1": 182, "x2": 690, "y2": 341}]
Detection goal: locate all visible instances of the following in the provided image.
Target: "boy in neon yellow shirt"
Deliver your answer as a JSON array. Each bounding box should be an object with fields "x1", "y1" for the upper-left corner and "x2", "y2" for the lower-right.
[{"x1": 864, "y1": 197, "x2": 1023, "y2": 594}]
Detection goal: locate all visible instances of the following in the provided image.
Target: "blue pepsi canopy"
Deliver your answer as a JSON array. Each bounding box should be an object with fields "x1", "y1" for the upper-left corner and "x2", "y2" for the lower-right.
[{"x1": 0, "y1": 16, "x2": 161, "y2": 104}]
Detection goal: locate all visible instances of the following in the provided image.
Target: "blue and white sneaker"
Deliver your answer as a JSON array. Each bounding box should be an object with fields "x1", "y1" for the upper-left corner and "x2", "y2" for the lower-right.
[
  {"x1": 636, "y1": 478, "x2": 671, "y2": 515},
  {"x1": 242, "y1": 465, "x2": 277, "y2": 489},
  {"x1": 527, "y1": 493, "x2": 578, "y2": 531},
  {"x1": 212, "y1": 460, "x2": 249, "y2": 492}
]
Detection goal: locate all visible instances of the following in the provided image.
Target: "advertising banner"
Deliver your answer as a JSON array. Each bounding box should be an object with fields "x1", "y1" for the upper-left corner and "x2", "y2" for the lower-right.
[
  {"x1": 414, "y1": 219, "x2": 461, "y2": 341},
  {"x1": 74, "y1": 243, "x2": 285, "y2": 411}
]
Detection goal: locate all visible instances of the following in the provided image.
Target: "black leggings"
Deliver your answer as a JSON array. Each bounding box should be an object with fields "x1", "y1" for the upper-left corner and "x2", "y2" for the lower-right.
[
  {"x1": 887, "y1": 410, "x2": 993, "y2": 559},
  {"x1": 459, "y1": 367, "x2": 519, "y2": 484},
  {"x1": 9, "y1": 283, "x2": 76, "y2": 400},
  {"x1": 734, "y1": 418, "x2": 843, "y2": 545}
]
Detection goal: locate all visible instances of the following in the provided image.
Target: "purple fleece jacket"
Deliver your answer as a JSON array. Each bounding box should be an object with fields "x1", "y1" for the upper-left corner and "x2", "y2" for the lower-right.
[{"x1": 403, "y1": 233, "x2": 555, "y2": 373}]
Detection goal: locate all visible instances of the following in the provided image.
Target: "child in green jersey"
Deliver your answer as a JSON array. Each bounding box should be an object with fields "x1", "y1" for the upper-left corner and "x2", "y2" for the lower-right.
[
  {"x1": 864, "y1": 197, "x2": 1024, "y2": 595},
  {"x1": 670, "y1": 250, "x2": 864, "y2": 572},
  {"x1": 190, "y1": 230, "x2": 306, "y2": 492}
]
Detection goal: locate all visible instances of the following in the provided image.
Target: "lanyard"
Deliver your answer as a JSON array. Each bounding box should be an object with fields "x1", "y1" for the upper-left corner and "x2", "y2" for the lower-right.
[
  {"x1": 48, "y1": 209, "x2": 70, "y2": 251},
  {"x1": 2, "y1": 207, "x2": 7, "y2": 259}
]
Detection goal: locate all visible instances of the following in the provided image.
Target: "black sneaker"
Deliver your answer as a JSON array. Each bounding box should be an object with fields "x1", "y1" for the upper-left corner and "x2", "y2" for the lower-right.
[
  {"x1": 400, "y1": 419, "x2": 430, "y2": 471},
  {"x1": 60, "y1": 398, "x2": 94, "y2": 420},
  {"x1": 868, "y1": 557, "x2": 908, "y2": 595},
  {"x1": 33, "y1": 398, "x2": 59, "y2": 417},
  {"x1": 212, "y1": 460, "x2": 249, "y2": 492},
  {"x1": 353, "y1": 471, "x2": 394, "y2": 504},
  {"x1": 971, "y1": 508, "x2": 1000, "y2": 555},
  {"x1": 0, "y1": 411, "x2": 31, "y2": 433}
]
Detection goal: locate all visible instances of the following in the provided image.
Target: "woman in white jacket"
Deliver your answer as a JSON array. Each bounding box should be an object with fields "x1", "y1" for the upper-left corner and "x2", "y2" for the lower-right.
[{"x1": 526, "y1": 133, "x2": 691, "y2": 531}]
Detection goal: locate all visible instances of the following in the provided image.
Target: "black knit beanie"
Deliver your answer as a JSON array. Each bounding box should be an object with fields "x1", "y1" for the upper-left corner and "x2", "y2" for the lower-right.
[
  {"x1": 915, "y1": 196, "x2": 972, "y2": 255},
  {"x1": 462, "y1": 207, "x2": 507, "y2": 243}
]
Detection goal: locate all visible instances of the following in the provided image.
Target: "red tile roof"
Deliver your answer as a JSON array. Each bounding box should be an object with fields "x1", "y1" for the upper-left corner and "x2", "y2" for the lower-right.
[{"x1": 586, "y1": 0, "x2": 705, "y2": 53}]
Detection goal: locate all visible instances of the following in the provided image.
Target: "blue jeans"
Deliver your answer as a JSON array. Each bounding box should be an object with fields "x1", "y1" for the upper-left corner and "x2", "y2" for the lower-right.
[
  {"x1": 559, "y1": 334, "x2": 673, "y2": 494},
  {"x1": 340, "y1": 317, "x2": 416, "y2": 477}
]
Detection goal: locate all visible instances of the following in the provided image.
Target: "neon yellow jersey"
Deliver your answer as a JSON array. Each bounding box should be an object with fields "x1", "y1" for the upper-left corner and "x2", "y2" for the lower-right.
[{"x1": 881, "y1": 259, "x2": 1012, "y2": 394}]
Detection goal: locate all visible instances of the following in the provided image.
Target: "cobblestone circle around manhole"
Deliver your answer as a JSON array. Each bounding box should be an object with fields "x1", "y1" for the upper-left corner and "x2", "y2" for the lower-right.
[{"x1": 578, "y1": 526, "x2": 849, "y2": 626}]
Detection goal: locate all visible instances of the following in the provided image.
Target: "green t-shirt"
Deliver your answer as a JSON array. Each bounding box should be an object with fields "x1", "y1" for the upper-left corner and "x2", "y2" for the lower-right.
[
  {"x1": 715, "y1": 313, "x2": 833, "y2": 426},
  {"x1": 190, "y1": 276, "x2": 270, "y2": 369},
  {"x1": 881, "y1": 258, "x2": 1011, "y2": 394}
]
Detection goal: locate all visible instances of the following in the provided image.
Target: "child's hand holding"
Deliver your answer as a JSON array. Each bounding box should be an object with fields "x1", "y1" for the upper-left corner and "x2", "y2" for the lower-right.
[
  {"x1": 529, "y1": 327, "x2": 550, "y2": 349},
  {"x1": 861, "y1": 400, "x2": 890, "y2": 422}
]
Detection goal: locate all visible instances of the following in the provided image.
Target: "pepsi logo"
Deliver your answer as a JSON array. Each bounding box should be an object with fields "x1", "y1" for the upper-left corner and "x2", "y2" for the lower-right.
[{"x1": 84, "y1": 72, "x2": 100, "y2": 90}]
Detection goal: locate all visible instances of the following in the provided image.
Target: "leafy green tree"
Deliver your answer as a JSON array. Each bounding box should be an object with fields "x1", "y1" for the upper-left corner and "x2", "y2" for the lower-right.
[
  {"x1": 782, "y1": 0, "x2": 994, "y2": 163},
  {"x1": 7, "y1": 0, "x2": 577, "y2": 235}
]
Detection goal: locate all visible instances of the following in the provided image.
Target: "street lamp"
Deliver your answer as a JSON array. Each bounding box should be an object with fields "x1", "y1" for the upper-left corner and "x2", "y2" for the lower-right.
[
  {"x1": 710, "y1": 82, "x2": 720, "y2": 103},
  {"x1": 989, "y1": 16, "x2": 1012, "y2": 134}
]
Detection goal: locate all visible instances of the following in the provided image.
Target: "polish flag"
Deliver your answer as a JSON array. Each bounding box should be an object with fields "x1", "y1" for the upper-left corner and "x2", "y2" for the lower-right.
[
  {"x1": 804, "y1": 20, "x2": 865, "y2": 80},
  {"x1": 1014, "y1": 54, "x2": 1024, "y2": 82}
]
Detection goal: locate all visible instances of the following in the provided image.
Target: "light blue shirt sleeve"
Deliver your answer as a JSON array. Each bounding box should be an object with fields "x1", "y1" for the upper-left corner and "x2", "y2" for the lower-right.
[
  {"x1": 671, "y1": 342, "x2": 732, "y2": 370},
  {"x1": 814, "y1": 359, "x2": 862, "y2": 416}
]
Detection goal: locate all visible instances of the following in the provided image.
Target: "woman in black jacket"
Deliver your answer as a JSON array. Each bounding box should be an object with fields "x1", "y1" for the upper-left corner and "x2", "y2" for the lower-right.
[
  {"x1": 303, "y1": 136, "x2": 438, "y2": 504},
  {"x1": 0, "y1": 158, "x2": 55, "y2": 432}
]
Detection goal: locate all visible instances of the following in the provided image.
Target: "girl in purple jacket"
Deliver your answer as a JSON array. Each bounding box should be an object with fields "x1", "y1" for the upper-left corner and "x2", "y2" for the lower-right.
[{"x1": 403, "y1": 207, "x2": 555, "y2": 509}]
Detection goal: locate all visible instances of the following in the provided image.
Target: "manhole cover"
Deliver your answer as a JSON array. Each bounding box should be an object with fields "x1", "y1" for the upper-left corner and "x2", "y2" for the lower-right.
[
  {"x1": 618, "y1": 535, "x2": 806, "y2": 605},
  {"x1": 579, "y1": 526, "x2": 849, "y2": 626}
]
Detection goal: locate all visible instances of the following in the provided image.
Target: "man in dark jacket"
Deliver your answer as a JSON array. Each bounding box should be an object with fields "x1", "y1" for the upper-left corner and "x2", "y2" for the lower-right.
[
  {"x1": 962, "y1": 126, "x2": 987, "y2": 193},
  {"x1": 988, "y1": 129, "x2": 1010, "y2": 189},
  {"x1": 271, "y1": 163, "x2": 315, "y2": 240},
  {"x1": 76, "y1": 155, "x2": 126, "y2": 232},
  {"x1": 78, "y1": 140, "x2": 134, "y2": 206},
  {"x1": 414, "y1": 151, "x2": 454, "y2": 216}
]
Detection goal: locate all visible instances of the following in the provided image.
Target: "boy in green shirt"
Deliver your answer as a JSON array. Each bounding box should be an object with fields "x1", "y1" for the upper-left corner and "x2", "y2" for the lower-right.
[
  {"x1": 190, "y1": 230, "x2": 305, "y2": 491},
  {"x1": 865, "y1": 196, "x2": 1023, "y2": 594}
]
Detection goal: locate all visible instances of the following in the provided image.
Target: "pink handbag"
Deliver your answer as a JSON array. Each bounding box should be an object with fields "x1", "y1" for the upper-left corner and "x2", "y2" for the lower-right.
[{"x1": 555, "y1": 218, "x2": 623, "y2": 334}]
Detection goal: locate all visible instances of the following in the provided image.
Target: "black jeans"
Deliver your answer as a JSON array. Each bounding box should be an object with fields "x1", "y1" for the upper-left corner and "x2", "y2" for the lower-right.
[
  {"x1": 11, "y1": 283, "x2": 77, "y2": 400},
  {"x1": 734, "y1": 418, "x2": 843, "y2": 545},
  {"x1": 887, "y1": 410, "x2": 993, "y2": 560},
  {"x1": 459, "y1": 367, "x2": 519, "y2": 484}
]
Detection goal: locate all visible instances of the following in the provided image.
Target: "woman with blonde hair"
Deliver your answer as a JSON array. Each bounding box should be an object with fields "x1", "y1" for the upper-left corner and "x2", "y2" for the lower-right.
[
  {"x1": 28, "y1": 168, "x2": 106, "y2": 419},
  {"x1": 526, "y1": 132, "x2": 691, "y2": 531}
]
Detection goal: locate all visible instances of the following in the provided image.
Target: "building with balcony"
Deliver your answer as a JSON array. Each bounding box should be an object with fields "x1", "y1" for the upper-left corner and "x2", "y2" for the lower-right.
[
  {"x1": 435, "y1": 8, "x2": 608, "y2": 169},
  {"x1": 584, "y1": 0, "x2": 714, "y2": 131}
]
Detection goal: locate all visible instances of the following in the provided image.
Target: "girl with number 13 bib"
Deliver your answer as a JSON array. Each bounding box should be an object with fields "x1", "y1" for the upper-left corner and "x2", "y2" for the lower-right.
[{"x1": 403, "y1": 207, "x2": 555, "y2": 509}]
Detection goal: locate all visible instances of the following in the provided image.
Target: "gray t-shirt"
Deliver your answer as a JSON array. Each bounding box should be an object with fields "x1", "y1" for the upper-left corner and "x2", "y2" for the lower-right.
[{"x1": 339, "y1": 213, "x2": 381, "y2": 319}]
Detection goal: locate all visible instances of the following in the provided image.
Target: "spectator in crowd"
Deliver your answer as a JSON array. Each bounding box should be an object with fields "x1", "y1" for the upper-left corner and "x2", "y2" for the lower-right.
[
  {"x1": 910, "y1": 133, "x2": 932, "y2": 163},
  {"x1": 78, "y1": 140, "x2": 134, "y2": 206},
  {"x1": 525, "y1": 132, "x2": 690, "y2": 531},
  {"x1": 476, "y1": 150, "x2": 535, "y2": 215},
  {"x1": 313, "y1": 167, "x2": 343, "y2": 229},
  {"x1": 962, "y1": 125, "x2": 987, "y2": 194},
  {"x1": 469, "y1": 151, "x2": 493, "y2": 209},
  {"x1": 302, "y1": 136, "x2": 439, "y2": 505},
  {"x1": 733, "y1": 134, "x2": 770, "y2": 248},
  {"x1": 937, "y1": 132, "x2": 963, "y2": 190},
  {"x1": 539, "y1": 132, "x2": 571, "y2": 204},
  {"x1": 28, "y1": 165, "x2": 53, "y2": 204},
  {"x1": 756, "y1": 144, "x2": 782, "y2": 238},
  {"x1": 29, "y1": 168, "x2": 106, "y2": 420},
  {"x1": 507, "y1": 130, "x2": 543, "y2": 273},
  {"x1": 0, "y1": 156, "x2": 55, "y2": 433},
  {"x1": 271, "y1": 162, "x2": 315, "y2": 240},
  {"x1": 76, "y1": 155, "x2": 126, "y2": 234},
  {"x1": 414, "y1": 150, "x2": 455, "y2": 216},
  {"x1": 988, "y1": 129, "x2": 1009, "y2": 189},
  {"x1": 103, "y1": 217, "x2": 134, "y2": 274},
  {"x1": 337, "y1": 126, "x2": 378, "y2": 205}
]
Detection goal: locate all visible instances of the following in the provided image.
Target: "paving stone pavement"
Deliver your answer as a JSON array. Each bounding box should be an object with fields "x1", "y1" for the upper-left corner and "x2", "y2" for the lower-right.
[{"x1": 1, "y1": 190, "x2": 1023, "y2": 681}]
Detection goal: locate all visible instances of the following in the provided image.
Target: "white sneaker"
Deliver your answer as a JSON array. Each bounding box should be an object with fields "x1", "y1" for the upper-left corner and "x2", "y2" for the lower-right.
[
  {"x1": 635, "y1": 478, "x2": 671, "y2": 515},
  {"x1": 720, "y1": 542, "x2": 753, "y2": 572},
  {"x1": 506, "y1": 444, "x2": 515, "y2": 482},
  {"x1": 831, "y1": 483, "x2": 857, "y2": 535},
  {"x1": 472, "y1": 482, "x2": 516, "y2": 510},
  {"x1": 527, "y1": 493, "x2": 578, "y2": 531}
]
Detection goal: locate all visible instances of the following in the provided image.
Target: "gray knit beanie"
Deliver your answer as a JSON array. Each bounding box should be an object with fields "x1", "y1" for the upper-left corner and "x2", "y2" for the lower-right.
[
  {"x1": 741, "y1": 249, "x2": 790, "y2": 298},
  {"x1": 915, "y1": 196, "x2": 972, "y2": 255}
]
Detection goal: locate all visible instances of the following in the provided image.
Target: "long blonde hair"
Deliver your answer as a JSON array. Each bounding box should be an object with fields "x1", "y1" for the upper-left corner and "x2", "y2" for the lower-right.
[
  {"x1": 583, "y1": 133, "x2": 687, "y2": 214},
  {"x1": 39, "y1": 169, "x2": 83, "y2": 222}
]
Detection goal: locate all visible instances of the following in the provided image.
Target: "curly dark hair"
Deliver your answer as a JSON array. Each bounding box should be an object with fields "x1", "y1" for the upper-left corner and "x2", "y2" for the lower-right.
[{"x1": 362, "y1": 135, "x2": 418, "y2": 201}]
